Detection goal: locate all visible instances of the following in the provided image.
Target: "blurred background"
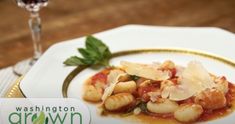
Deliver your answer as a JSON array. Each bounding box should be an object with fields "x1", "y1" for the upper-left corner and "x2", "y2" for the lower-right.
[{"x1": 0, "y1": 0, "x2": 235, "y2": 69}]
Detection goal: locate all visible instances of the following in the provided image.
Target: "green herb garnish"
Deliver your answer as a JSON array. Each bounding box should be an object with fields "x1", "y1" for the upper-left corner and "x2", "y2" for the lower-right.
[
  {"x1": 64, "y1": 36, "x2": 112, "y2": 67},
  {"x1": 122, "y1": 101, "x2": 148, "y2": 117},
  {"x1": 131, "y1": 75, "x2": 140, "y2": 81},
  {"x1": 138, "y1": 102, "x2": 148, "y2": 113}
]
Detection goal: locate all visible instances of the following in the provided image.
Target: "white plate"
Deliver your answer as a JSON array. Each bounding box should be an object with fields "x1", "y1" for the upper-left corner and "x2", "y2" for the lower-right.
[{"x1": 20, "y1": 25, "x2": 235, "y2": 124}]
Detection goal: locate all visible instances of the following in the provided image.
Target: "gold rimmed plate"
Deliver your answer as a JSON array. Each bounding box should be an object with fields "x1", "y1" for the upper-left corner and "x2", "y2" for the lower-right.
[
  {"x1": 18, "y1": 25, "x2": 235, "y2": 123},
  {"x1": 64, "y1": 48, "x2": 235, "y2": 124}
]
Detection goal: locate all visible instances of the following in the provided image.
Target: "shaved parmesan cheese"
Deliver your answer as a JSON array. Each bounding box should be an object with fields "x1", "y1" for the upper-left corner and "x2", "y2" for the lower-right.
[
  {"x1": 152, "y1": 62, "x2": 161, "y2": 68},
  {"x1": 148, "y1": 91, "x2": 161, "y2": 102},
  {"x1": 161, "y1": 61, "x2": 215, "y2": 101},
  {"x1": 121, "y1": 61, "x2": 170, "y2": 81},
  {"x1": 175, "y1": 65, "x2": 185, "y2": 77},
  {"x1": 161, "y1": 86, "x2": 170, "y2": 99},
  {"x1": 181, "y1": 61, "x2": 215, "y2": 92},
  {"x1": 101, "y1": 70, "x2": 126, "y2": 101},
  {"x1": 162, "y1": 85, "x2": 194, "y2": 101}
]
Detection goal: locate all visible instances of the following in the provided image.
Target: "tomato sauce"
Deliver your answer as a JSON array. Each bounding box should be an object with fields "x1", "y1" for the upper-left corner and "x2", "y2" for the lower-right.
[{"x1": 85, "y1": 67, "x2": 235, "y2": 123}]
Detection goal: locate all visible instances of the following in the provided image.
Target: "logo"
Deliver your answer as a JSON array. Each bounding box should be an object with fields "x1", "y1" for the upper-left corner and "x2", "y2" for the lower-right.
[{"x1": 0, "y1": 98, "x2": 90, "y2": 124}]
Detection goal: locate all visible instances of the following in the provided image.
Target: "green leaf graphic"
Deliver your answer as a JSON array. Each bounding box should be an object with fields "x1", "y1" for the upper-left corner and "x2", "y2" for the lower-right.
[
  {"x1": 31, "y1": 113, "x2": 37, "y2": 122},
  {"x1": 33, "y1": 112, "x2": 45, "y2": 124},
  {"x1": 45, "y1": 117, "x2": 49, "y2": 124}
]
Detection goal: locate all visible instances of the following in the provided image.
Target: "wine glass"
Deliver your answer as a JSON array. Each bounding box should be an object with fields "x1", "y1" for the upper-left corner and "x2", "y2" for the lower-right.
[{"x1": 13, "y1": 0, "x2": 48, "y2": 76}]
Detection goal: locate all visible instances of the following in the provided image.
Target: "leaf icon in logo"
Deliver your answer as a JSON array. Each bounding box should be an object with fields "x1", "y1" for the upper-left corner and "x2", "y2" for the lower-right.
[
  {"x1": 31, "y1": 113, "x2": 37, "y2": 122},
  {"x1": 33, "y1": 112, "x2": 45, "y2": 124}
]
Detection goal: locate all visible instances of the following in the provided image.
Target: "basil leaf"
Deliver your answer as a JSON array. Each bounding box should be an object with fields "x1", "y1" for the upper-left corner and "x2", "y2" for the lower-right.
[
  {"x1": 63, "y1": 56, "x2": 86, "y2": 66},
  {"x1": 138, "y1": 102, "x2": 148, "y2": 113},
  {"x1": 131, "y1": 75, "x2": 140, "y2": 81},
  {"x1": 86, "y1": 36, "x2": 111, "y2": 59},
  {"x1": 64, "y1": 36, "x2": 111, "y2": 67},
  {"x1": 78, "y1": 48, "x2": 99, "y2": 61}
]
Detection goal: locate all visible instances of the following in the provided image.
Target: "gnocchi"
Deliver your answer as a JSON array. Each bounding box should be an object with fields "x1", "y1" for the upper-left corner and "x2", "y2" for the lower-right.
[
  {"x1": 147, "y1": 99, "x2": 179, "y2": 114},
  {"x1": 174, "y1": 104, "x2": 203, "y2": 122},
  {"x1": 114, "y1": 81, "x2": 137, "y2": 94},
  {"x1": 83, "y1": 85, "x2": 103, "y2": 102},
  {"x1": 104, "y1": 93, "x2": 135, "y2": 112}
]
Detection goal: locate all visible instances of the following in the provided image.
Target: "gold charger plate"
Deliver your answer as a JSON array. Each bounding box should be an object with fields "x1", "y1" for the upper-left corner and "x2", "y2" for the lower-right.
[{"x1": 4, "y1": 76, "x2": 25, "y2": 98}]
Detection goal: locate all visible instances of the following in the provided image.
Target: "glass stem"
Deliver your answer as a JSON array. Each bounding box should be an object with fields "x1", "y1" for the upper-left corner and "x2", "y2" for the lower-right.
[{"x1": 29, "y1": 11, "x2": 42, "y2": 63}]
